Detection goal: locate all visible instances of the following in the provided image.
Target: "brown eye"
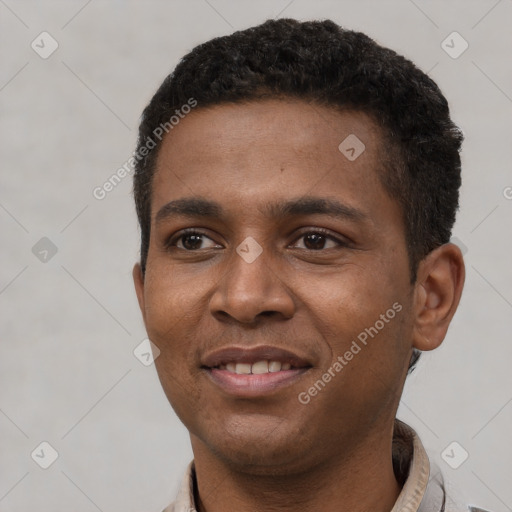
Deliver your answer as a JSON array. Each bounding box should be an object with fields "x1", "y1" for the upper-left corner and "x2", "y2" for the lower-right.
[
  {"x1": 302, "y1": 233, "x2": 327, "y2": 250},
  {"x1": 179, "y1": 233, "x2": 205, "y2": 250},
  {"x1": 167, "y1": 230, "x2": 221, "y2": 251},
  {"x1": 292, "y1": 230, "x2": 345, "y2": 250}
]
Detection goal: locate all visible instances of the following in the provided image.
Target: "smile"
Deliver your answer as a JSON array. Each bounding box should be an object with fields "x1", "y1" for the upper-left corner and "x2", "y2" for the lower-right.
[
  {"x1": 216, "y1": 360, "x2": 292, "y2": 374},
  {"x1": 202, "y1": 345, "x2": 312, "y2": 397}
]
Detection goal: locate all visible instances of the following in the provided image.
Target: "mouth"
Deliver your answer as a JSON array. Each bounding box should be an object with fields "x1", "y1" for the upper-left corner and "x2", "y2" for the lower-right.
[
  {"x1": 201, "y1": 345, "x2": 313, "y2": 397},
  {"x1": 216, "y1": 360, "x2": 294, "y2": 374}
]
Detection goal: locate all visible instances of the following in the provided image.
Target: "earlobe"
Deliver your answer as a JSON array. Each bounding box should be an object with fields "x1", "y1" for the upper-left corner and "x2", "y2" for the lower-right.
[
  {"x1": 132, "y1": 263, "x2": 146, "y2": 322},
  {"x1": 412, "y1": 243, "x2": 465, "y2": 352}
]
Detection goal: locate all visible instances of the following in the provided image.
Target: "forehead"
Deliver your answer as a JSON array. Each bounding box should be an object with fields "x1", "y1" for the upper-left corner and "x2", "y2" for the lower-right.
[
  {"x1": 151, "y1": 99, "x2": 391, "y2": 221},
  {"x1": 156, "y1": 99, "x2": 382, "y2": 165}
]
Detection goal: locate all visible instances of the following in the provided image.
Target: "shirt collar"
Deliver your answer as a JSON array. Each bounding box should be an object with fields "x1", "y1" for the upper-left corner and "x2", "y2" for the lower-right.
[
  {"x1": 391, "y1": 419, "x2": 442, "y2": 512},
  {"x1": 164, "y1": 420, "x2": 446, "y2": 512}
]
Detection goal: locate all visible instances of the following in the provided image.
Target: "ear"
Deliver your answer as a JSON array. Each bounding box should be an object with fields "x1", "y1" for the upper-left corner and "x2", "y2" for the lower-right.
[
  {"x1": 132, "y1": 263, "x2": 146, "y2": 325},
  {"x1": 412, "y1": 243, "x2": 465, "y2": 351}
]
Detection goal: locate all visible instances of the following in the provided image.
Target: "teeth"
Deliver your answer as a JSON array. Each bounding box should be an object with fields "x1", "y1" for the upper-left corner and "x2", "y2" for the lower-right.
[
  {"x1": 222, "y1": 360, "x2": 292, "y2": 374},
  {"x1": 251, "y1": 360, "x2": 269, "y2": 374},
  {"x1": 268, "y1": 361, "x2": 282, "y2": 372},
  {"x1": 235, "y1": 363, "x2": 251, "y2": 374}
]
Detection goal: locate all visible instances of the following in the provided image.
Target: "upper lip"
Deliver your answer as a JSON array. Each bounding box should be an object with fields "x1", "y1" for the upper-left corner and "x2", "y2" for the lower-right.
[{"x1": 201, "y1": 345, "x2": 312, "y2": 369}]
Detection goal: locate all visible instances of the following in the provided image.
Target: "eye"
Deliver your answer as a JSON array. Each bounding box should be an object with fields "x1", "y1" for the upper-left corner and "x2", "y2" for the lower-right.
[
  {"x1": 291, "y1": 229, "x2": 347, "y2": 250},
  {"x1": 165, "y1": 228, "x2": 348, "y2": 252},
  {"x1": 167, "y1": 229, "x2": 221, "y2": 251}
]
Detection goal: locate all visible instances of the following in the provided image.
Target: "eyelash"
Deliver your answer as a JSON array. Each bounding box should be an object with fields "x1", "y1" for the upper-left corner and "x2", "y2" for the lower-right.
[{"x1": 165, "y1": 227, "x2": 349, "y2": 251}]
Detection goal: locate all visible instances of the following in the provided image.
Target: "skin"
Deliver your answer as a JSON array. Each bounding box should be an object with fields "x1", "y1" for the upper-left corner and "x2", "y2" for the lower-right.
[{"x1": 133, "y1": 99, "x2": 465, "y2": 512}]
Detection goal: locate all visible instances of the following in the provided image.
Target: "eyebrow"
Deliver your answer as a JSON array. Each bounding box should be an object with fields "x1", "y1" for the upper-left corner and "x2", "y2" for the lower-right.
[{"x1": 155, "y1": 196, "x2": 367, "y2": 225}]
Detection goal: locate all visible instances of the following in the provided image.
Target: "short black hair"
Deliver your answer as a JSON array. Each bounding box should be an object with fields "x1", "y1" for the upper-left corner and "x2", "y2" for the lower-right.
[{"x1": 132, "y1": 18, "x2": 464, "y2": 372}]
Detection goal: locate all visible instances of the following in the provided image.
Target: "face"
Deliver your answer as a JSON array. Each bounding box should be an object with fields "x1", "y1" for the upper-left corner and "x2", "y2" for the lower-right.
[{"x1": 133, "y1": 100, "x2": 417, "y2": 474}]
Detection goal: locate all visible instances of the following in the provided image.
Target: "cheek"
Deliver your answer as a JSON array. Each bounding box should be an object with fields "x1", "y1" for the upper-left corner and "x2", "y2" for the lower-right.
[
  {"x1": 142, "y1": 266, "x2": 207, "y2": 423},
  {"x1": 314, "y1": 263, "x2": 403, "y2": 323},
  {"x1": 306, "y1": 273, "x2": 411, "y2": 424},
  {"x1": 143, "y1": 261, "x2": 203, "y2": 336},
  {"x1": 301, "y1": 261, "x2": 411, "y2": 371},
  {"x1": 141, "y1": 266, "x2": 202, "y2": 385}
]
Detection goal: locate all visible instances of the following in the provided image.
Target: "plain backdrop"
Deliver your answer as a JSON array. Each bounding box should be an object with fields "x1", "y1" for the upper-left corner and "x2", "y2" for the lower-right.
[{"x1": 1, "y1": 1, "x2": 511, "y2": 511}]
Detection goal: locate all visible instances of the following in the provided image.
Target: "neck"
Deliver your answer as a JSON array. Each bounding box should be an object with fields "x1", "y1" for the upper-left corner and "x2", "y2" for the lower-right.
[{"x1": 190, "y1": 422, "x2": 402, "y2": 512}]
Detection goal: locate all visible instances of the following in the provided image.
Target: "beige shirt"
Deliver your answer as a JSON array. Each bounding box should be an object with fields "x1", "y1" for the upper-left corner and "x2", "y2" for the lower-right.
[{"x1": 162, "y1": 420, "x2": 488, "y2": 512}]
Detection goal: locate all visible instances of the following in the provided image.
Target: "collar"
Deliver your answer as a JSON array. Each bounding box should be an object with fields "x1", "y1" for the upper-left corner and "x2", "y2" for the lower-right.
[
  {"x1": 391, "y1": 419, "x2": 442, "y2": 512},
  {"x1": 164, "y1": 420, "x2": 449, "y2": 512}
]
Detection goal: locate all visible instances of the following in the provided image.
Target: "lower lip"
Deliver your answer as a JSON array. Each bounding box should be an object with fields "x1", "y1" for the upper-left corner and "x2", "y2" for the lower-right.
[{"x1": 205, "y1": 368, "x2": 309, "y2": 397}]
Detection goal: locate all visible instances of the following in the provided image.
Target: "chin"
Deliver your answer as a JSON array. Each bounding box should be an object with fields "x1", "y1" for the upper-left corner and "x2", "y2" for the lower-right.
[
  {"x1": 195, "y1": 414, "x2": 317, "y2": 474},
  {"x1": 214, "y1": 443, "x2": 311, "y2": 476}
]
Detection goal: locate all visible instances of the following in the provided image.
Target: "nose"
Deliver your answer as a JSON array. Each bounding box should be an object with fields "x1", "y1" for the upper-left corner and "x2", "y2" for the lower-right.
[{"x1": 209, "y1": 242, "x2": 296, "y2": 324}]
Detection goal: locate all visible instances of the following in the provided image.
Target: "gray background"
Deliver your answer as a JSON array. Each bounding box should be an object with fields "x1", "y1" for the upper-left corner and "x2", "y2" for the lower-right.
[{"x1": 1, "y1": 0, "x2": 511, "y2": 510}]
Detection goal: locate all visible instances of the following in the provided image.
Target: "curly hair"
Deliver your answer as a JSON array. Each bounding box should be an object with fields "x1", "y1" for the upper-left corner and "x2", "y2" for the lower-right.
[{"x1": 132, "y1": 18, "x2": 464, "y2": 373}]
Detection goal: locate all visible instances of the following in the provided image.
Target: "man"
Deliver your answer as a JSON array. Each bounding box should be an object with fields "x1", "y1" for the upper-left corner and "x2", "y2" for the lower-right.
[{"x1": 131, "y1": 18, "x2": 487, "y2": 512}]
